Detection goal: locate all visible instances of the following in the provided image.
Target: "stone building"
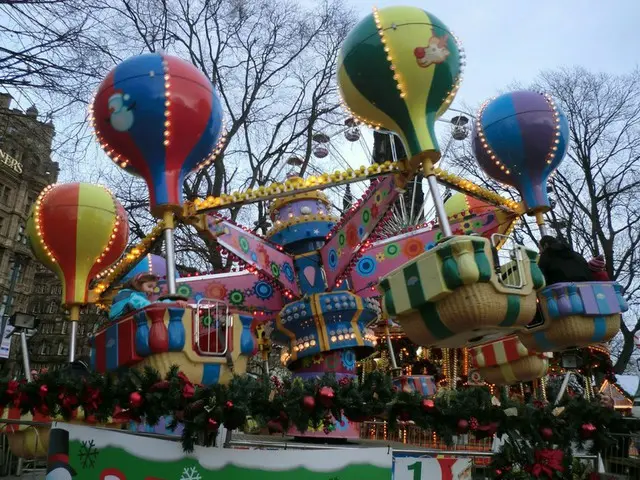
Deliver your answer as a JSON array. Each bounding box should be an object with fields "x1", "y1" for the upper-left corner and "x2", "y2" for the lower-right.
[{"x1": 0, "y1": 93, "x2": 103, "y2": 376}]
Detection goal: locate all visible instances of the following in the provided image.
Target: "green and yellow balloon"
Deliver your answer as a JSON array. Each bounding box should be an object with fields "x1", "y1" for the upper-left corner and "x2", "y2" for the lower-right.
[{"x1": 338, "y1": 6, "x2": 463, "y2": 165}]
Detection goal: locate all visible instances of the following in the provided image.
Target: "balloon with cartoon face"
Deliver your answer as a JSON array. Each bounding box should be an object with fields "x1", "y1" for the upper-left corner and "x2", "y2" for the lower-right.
[{"x1": 91, "y1": 53, "x2": 225, "y2": 217}]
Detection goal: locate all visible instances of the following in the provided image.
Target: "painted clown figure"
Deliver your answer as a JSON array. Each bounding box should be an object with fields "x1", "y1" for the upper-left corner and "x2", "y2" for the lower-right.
[{"x1": 46, "y1": 428, "x2": 76, "y2": 479}]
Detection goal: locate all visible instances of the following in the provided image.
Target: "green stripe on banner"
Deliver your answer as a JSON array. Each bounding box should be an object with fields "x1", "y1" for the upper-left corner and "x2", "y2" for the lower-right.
[
  {"x1": 471, "y1": 240, "x2": 492, "y2": 281},
  {"x1": 418, "y1": 302, "x2": 453, "y2": 340},
  {"x1": 499, "y1": 295, "x2": 521, "y2": 327},
  {"x1": 403, "y1": 262, "x2": 426, "y2": 308},
  {"x1": 383, "y1": 290, "x2": 397, "y2": 316},
  {"x1": 437, "y1": 245, "x2": 463, "y2": 290},
  {"x1": 526, "y1": 250, "x2": 545, "y2": 289},
  {"x1": 340, "y1": 20, "x2": 414, "y2": 150}
]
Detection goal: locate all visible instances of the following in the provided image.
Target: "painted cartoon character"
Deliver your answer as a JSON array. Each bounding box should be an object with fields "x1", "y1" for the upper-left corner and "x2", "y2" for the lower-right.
[
  {"x1": 414, "y1": 34, "x2": 450, "y2": 68},
  {"x1": 107, "y1": 92, "x2": 135, "y2": 132},
  {"x1": 45, "y1": 428, "x2": 76, "y2": 480}
]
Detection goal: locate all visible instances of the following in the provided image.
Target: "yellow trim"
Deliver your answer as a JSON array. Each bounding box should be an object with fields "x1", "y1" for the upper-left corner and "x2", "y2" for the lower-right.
[
  {"x1": 275, "y1": 314, "x2": 298, "y2": 362},
  {"x1": 312, "y1": 294, "x2": 331, "y2": 351},
  {"x1": 351, "y1": 296, "x2": 365, "y2": 346},
  {"x1": 269, "y1": 190, "x2": 331, "y2": 216}
]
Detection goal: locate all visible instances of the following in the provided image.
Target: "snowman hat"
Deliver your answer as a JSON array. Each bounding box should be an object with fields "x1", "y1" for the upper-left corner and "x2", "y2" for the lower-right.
[{"x1": 47, "y1": 428, "x2": 77, "y2": 476}]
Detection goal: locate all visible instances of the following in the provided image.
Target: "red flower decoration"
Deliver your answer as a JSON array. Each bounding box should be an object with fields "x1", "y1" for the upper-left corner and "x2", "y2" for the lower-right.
[
  {"x1": 526, "y1": 449, "x2": 564, "y2": 478},
  {"x1": 402, "y1": 238, "x2": 424, "y2": 258},
  {"x1": 346, "y1": 223, "x2": 359, "y2": 248},
  {"x1": 205, "y1": 282, "x2": 227, "y2": 300},
  {"x1": 371, "y1": 203, "x2": 380, "y2": 219}
]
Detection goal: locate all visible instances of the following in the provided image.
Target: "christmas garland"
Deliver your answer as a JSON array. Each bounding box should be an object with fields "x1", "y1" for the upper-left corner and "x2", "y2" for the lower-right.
[{"x1": 1, "y1": 367, "x2": 637, "y2": 479}]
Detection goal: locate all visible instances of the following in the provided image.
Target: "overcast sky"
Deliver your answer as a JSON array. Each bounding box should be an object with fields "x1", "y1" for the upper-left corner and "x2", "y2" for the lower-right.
[{"x1": 349, "y1": 0, "x2": 639, "y2": 108}]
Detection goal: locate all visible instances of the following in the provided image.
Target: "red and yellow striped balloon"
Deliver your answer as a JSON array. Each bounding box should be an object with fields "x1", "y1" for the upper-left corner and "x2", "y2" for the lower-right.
[
  {"x1": 338, "y1": 6, "x2": 463, "y2": 163},
  {"x1": 26, "y1": 183, "x2": 129, "y2": 306}
]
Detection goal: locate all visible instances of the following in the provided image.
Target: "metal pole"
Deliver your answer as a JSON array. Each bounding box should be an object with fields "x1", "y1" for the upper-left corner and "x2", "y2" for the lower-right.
[
  {"x1": 555, "y1": 372, "x2": 572, "y2": 405},
  {"x1": 535, "y1": 211, "x2": 550, "y2": 237},
  {"x1": 68, "y1": 305, "x2": 79, "y2": 363},
  {"x1": 20, "y1": 331, "x2": 31, "y2": 382},
  {"x1": 426, "y1": 174, "x2": 453, "y2": 237},
  {"x1": 163, "y1": 211, "x2": 178, "y2": 295},
  {"x1": 384, "y1": 323, "x2": 399, "y2": 371}
]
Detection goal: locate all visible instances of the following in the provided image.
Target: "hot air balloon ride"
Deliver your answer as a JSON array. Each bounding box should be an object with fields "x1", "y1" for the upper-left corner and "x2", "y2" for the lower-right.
[
  {"x1": 91, "y1": 52, "x2": 225, "y2": 295},
  {"x1": 26, "y1": 183, "x2": 129, "y2": 360},
  {"x1": 471, "y1": 90, "x2": 569, "y2": 235}
]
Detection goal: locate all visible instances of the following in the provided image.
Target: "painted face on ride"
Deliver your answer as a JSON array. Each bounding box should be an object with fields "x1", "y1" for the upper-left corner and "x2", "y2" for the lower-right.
[
  {"x1": 338, "y1": 6, "x2": 463, "y2": 162},
  {"x1": 91, "y1": 53, "x2": 225, "y2": 215}
]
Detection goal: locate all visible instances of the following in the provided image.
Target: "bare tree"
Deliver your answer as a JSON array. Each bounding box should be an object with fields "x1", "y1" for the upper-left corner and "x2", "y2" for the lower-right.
[
  {"x1": 73, "y1": 0, "x2": 355, "y2": 270},
  {"x1": 448, "y1": 67, "x2": 640, "y2": 374}
]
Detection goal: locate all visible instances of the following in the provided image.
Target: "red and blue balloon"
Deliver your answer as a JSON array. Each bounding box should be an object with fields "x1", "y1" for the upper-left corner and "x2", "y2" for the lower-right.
[
  {"x1": 91, "y1": 53, "x2": 224, "y2": 215},
  {"x1": 472, "y1": 90, "x2": 569, "y2": 213}
]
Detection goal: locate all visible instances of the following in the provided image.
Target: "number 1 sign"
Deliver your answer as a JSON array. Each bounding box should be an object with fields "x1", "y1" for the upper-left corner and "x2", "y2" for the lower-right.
[{"x1": 393, "y1": 456, "x2": 472, "y2": 480}]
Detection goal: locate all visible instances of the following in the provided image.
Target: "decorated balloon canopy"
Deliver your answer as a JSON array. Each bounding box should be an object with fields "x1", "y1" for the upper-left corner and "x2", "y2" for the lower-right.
[
  {"x1": 91, "y1": 53, "x2": 225, "y2": 216},
  {"x1": 121, "y1": 253, "x2": 180, "y2": 283},
  {"x1": 444, "y1": 192, "x2": 496, "y2": 221},
  {"x1": 472, "y1": 91, "x2": 570, "y2": 213},
  {"x1": 26, "y1": 183, "x2": 129, "y2": 309},
  {"x1": 338, "y1": 6, "x2": 463, "y2": 163}
]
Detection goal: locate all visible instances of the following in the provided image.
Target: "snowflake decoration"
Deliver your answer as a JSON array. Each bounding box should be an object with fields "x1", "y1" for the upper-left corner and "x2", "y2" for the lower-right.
[
  {"x1": 78, "y1": 439, "x2": 99, "y2": 469},
  {"x1": 180, "y1": 466, "x2": 202, "y2": 480}
]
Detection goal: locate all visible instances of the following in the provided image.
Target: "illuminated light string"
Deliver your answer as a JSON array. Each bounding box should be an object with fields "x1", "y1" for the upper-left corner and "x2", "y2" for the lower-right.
[
  {"x1": 542, "y1": 93, "x2": 562, "y2": 165},
  {"x1": 33, "y1": 185, "x2": 57, "y2": 264}
]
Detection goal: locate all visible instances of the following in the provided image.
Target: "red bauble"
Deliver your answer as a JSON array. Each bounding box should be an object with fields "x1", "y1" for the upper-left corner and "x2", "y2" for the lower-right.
[
  {"x1": 318, "y1": 386, "x2": 335, "y2": 408},
  {"x1": 421, "y1": 399, "x2": 435, "y2": 413},
  {"x1": 129, "y1": 391, "x2": 143, "y2": 408},
  {"x1": 469, "y1": 417, "x2": 479, "y2": 431},
  {"x1": 540, "y1": 427, "x2": 553, "y2": 440},
  {"x1": 39, "y1": 384, "x2": 48, "y2": 397},
  {"x1": 302, "y1": 395, "x2": 316, "y2": 412},
  {"x1": 456, "y1": 419, "x2": 469, "y2": 434},
  {"x1": 225, "y1": 401, "x2": 234, "y2": 409},
  {"x1": 38, "y1": 404, "x2": 50, "y2": 416},
  {"x1": 580, "y1": 423, "x2": 597, "y2": 439},
  {"x1": 267, "y1": 420, "x2": 284, "y2": 434},
  {"x1": 207, "y1": 418, "x2": 219, "y2": 431}
]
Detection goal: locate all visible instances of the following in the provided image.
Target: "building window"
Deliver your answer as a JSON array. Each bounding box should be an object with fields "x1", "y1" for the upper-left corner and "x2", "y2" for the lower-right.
[
  {"x1": 39, "y1": 343, "x2": 48, "y2": 355},
  {"x1": 47, "y1": 300, "x2": 58, "y2": 314},
  {"x1": 35, "y1": 284, "x2": 47, "y2": 294},
  {"x1": 0, "y1": 184, "x2": 11, "y2": 204},
  {"x1": 30, "y1": 301, "x2": 40, "y2": 314},
  {"x1": 51, "y1": 285, "x2": 62, "y2": 296},
  {"x1": 15, "y1": 224, "x2": 27, "y2": 245},
  {"x1": 0, "y1": 215, "x2": 4, "y2": 234},
  {"x1": 24, "y1": 196, "x2": 34, "y2": 213},
  {"x1": 61, "y1": 321, "x2": 68, "y2": 334}
]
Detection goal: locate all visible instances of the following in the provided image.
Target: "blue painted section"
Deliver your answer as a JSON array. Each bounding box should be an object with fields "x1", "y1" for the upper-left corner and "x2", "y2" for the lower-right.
[
  {"x1": 113, "y1": 54, "x2": 168, "y2": 204},
  {"x1": 105, "y1": 323, "x2": 119, "y2": 371},
  {"x1": 294, "y1": 253, "x2": 326, "y2": 295},
  {"x1": 238, "y1": 314, "x2": 256, "y2": 355},
  {"x1": 268, "y1": 220, "x2": 334, "y2": 246},
  {"x1": 567, "y1": 284, "x2": 584, "y2": 313},
  {"x1": 201, "y1": 363, "x2": 221, "y2": 385},
  {"x1": 167, "y1": 307, "x2": 186, "y2": 351},
  {"x1": 541, "y1": 288, "x2": 559, "y2": 319},
  {"x1": 134, "y1": 310, "x2": 151, "y2": 357},
  {"x1": 592, "y1": 316, "x2": 607, "y2": 342},
  {"x1": 592, "y1": 283, "x2": 613, "y2": 315}
]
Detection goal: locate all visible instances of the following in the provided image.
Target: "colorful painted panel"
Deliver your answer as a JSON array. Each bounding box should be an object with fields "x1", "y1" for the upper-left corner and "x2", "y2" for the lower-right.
[
  {"x1": 539, "y1": 281, "x2": 629, "y2": 319},
  {"x1": 167, "y1": 271, "x2": 284, "y2": 320},
  {"x1": 321, "y1": 175, "x2": 400, "y2": 289},
  {"x1": 351, "y1": 209, "x2": 517, "y2": 297},
  {"x1": 206, "y1": 215, "x2": 300, "y2": 295},
  {"x1": 53, "y1": 423, "x2": 392, "y2": 479}
]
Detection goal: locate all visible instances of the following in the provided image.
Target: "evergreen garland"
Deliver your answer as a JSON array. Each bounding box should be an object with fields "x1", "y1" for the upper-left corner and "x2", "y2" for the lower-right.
[{"x1": 0, "y1": 366, "x2": 636, "y2": 479}]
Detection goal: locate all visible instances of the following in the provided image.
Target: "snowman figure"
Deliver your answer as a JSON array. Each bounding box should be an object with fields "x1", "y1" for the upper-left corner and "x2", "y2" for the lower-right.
[
  {"x1": 46, "y1": 428, "x2": 77, "y2": 480},
  {"x1": 107, "y1": 92, "x2": 135, "y2": 132}
]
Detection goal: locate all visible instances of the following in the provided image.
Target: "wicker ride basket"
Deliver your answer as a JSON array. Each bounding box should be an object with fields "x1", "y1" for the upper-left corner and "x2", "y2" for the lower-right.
[
  {"x1": 478, "y1": 355, "x2": 550, "y2": 385},
  {"x1": 517, "y1": 281, "x2": 627, "y2": 352},
  {"x1": 379, "y1": 236, "x2": 545, "y2": 347}
]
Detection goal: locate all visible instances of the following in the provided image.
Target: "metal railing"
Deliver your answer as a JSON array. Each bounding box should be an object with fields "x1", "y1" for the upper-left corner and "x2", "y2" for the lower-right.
[
  {"x1": 492, "y1": 233, "x2": 525, "y2": 288},
  {"x1": 600, "y1": 432, "x2": 640, "y2": 477},
  {"x1": 193, "y1": 298, "x2": 231, "y2": 356}
]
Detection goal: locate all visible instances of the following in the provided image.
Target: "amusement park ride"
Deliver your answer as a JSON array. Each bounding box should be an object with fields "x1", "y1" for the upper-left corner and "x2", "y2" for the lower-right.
[{"x1": 1, "y1": 3, "x2": 630, "y2": 466}]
